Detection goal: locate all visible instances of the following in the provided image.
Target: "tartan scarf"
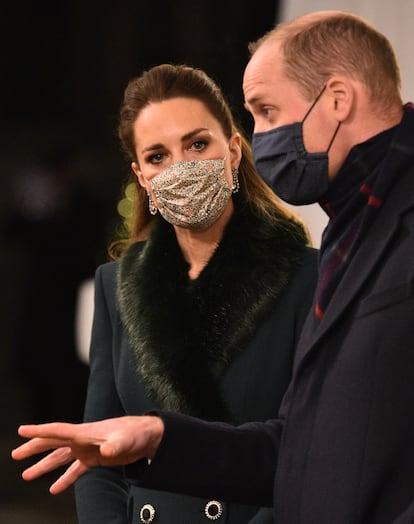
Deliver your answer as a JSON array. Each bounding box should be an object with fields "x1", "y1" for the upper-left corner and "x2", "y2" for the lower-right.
[{"x1": 313, "y1": 109, "x2": 407, "y2": 321}]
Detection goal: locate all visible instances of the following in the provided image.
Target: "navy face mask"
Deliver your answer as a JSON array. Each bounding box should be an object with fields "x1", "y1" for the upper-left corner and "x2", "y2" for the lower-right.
[{"x1": 252, "y1": 87, "x2": 340, "y2": 205}]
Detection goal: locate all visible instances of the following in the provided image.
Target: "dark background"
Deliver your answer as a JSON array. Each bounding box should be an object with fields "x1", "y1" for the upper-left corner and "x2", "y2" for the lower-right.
[{"x1": 0, "y1": 1, "x2": 280, "y2": 521}]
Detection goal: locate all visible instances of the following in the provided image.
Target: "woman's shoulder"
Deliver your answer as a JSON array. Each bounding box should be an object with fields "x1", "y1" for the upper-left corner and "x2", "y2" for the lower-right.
[
  {"x1": 95, "y1": 259, "x2": 119, "y2": 288},
  {"x1": 96, "y1": 241, "x2": 147, "y2": 286},
  {"x1": 289, "y1": 245, "x2": 319, "y2": 294},
  {"x1": 302, "y1": 246, "x2": 319, "y2": 267}
]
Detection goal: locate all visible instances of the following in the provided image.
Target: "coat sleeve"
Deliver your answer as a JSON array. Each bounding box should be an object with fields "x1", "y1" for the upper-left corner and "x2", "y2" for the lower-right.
[
  {"x1": 126, "y1": 411, "x2": 283, "y2": 508},
  {"x1": 75, "y1": 264, "x2": 130, "y2": 524}
]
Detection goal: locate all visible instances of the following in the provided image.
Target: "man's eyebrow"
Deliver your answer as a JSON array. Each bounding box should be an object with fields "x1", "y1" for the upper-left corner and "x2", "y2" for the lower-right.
[{"x1": 244, "y1": 97, "x2": 259, "y2": 110}]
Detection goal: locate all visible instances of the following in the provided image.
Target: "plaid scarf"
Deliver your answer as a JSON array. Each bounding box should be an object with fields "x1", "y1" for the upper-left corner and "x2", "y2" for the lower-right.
[{"x1": 312, "y1": 106, "x2": 414, "y2": 321}]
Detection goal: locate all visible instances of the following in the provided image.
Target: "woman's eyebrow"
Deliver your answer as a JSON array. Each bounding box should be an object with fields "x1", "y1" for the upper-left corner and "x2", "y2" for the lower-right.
[
  {"x1": 141, "y1": 128, "x2": 210, "y2": 154},
  {"x1": 180, "y1": 127, "x2": 209, "y2": 142}
]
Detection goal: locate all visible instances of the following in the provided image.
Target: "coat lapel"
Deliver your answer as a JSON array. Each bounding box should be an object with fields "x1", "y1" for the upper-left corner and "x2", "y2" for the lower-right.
[
  {"x1": 117, "y1": 204, "x2": 308, "y2": 420},
  {"x1": 295, "y1": 165, "x2": 414, "y2": 368}
]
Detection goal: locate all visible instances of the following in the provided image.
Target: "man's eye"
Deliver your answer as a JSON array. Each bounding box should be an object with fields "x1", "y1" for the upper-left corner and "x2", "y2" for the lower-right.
[{"x1": 261, "y1": 107, "x2": 273, "y2": 118}]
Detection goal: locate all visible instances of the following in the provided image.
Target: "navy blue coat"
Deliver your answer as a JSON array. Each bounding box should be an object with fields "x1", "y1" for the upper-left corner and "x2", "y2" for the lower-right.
[{"x1": 132, "y1": 110, "x2": 414, "y2": 523}]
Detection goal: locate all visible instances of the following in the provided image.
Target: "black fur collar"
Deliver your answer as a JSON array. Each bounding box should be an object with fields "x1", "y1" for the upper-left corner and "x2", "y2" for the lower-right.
[{"x1": 118, "y1": 203, "x2": 307, "y2": 420}]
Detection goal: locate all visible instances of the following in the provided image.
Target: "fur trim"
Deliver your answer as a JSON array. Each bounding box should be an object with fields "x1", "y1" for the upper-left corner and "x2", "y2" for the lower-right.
[{"x1": 118, "y1": 204, "x2": 307, "y2": 420}]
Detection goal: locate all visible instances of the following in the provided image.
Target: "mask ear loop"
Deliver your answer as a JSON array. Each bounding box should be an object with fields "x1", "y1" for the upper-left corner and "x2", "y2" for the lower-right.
[
  {"x1": 223, "y1": 153, "x2": 239, "y2": 192},
  {"x1": 326, "y1": 121, "x2": 341, "y2": 152},
  {"x1": 142, "y1": 174, "x2": 159, "y2": 215},
  {"x1": 302, "y1": 85, "x2": 327, "y2": 122},
  {"x1": 302, "y1": 85, "x2": 341, "y2": 152}
]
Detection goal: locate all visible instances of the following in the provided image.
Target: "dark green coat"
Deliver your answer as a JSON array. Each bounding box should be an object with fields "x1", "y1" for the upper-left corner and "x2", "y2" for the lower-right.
[{"x1": 75, "y1": 204, "x2": 318, "y2": 523}]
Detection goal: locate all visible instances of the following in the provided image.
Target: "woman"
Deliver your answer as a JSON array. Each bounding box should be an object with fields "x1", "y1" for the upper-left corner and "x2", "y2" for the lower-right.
[{"x1": 74, "y1": 64, "x2": 318, "y2": 523}]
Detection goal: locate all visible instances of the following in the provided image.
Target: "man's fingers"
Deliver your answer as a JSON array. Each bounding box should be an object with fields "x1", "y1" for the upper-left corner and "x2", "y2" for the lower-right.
[
  {"x1": 12, "y1": 436, "x2": 72, "y2": 461},
  {"x1": 100, "y1": 440, "x2": 119, "y2": 457},
  {"x1": 18, "y1": 423, "x2": 75, "y2": 439},
  {"x1": 49, "y1": 459, "x2": 88, "y2": 495},
  {"x1": 21, "y1": 447, "x2": 73, "y2": 481}
]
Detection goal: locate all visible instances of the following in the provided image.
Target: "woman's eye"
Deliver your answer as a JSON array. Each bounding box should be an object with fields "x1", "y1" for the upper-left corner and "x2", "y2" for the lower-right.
[
  {"x1": 190, "y1": 140, "x2": 207, "y2": 151},
  {"x1": 147, "y1": 153, "x2": 164, "y2": 164}
]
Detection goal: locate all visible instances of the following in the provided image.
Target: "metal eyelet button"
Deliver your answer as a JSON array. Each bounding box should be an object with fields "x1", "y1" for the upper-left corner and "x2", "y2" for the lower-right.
[
  {"x1": 139, "y1": 503, "x2": 156, "y2": 523},
  {"x1": 204, "y1": 500, "x2": 223, "y2": 520}
]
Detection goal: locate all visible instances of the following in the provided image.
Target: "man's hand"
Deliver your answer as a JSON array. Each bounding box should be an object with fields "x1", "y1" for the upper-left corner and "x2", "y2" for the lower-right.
[{"x1": 11, "y1": 415, "x2": 164, "y2": 494}]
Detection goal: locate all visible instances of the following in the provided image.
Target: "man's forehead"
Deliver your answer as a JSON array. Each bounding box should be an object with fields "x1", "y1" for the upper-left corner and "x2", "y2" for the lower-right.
[
  {"x1": 243, "y1": 42, "x2": 282, "y2": 98},
  {"x1": 245, "y1": 40, "x2": 282, "y2": 77}
]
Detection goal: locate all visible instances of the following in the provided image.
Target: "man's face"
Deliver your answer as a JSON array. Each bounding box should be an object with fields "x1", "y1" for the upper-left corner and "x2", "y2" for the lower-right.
[
  {"x1": 243, "y1": 40, "x2": 311, "y2": 134},
  {"x1": 243, "y1": 39, "x2": 336, "y2": 158}
]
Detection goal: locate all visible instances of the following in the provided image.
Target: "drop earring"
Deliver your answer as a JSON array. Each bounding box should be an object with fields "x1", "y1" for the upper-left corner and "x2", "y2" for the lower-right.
[
  {"x1": 231, "y1": 168, "x2": 240, "y2": 193},
  {"x1": 148, "y1": 195, "x2": 158, "y2": 215}
]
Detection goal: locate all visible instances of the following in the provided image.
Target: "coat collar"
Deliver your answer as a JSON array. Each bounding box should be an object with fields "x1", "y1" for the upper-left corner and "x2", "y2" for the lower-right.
[
  {"x1": 295, "y1": 106, "x2": 414, "y2": 367},
  {"x1": 117, "y1": 203, "x2": 308, "y2": 420}
]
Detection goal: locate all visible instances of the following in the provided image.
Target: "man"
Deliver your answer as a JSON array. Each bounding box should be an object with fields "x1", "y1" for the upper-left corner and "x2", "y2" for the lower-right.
[{"x1": 12, "y1": 11, "x2": 414, "y2": 523}]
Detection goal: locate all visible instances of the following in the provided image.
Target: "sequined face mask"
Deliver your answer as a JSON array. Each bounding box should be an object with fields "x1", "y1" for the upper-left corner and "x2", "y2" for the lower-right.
[{"x1": 148, "y1": 157, "x2": 237, "y2": 230}]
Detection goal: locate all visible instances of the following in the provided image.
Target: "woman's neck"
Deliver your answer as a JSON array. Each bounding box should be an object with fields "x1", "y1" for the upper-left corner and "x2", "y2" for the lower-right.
[{"x1": 174, "y1": 200, "x2": 234, "y2": 280}]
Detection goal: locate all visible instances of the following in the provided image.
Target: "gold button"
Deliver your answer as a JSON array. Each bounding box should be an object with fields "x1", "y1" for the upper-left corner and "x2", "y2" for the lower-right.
[
  {"x1": 204, "y1": 500, "x2": 223, "y2": 520},
  {"x1": 139, "y1": 503, "x2": 156, "y2": 523}
]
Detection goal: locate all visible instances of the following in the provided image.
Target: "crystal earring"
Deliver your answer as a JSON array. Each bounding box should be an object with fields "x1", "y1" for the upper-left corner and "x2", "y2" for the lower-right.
[
  {"x1": 231, "y1": 168, "x2": 240, "y2": 193},
  {"x1": 148, "y1": 195, "x2": 158, "y2": 215}
]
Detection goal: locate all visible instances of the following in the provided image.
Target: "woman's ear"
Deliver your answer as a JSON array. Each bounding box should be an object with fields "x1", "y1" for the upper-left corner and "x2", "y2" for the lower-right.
[
  {"x1": 132, "y1": 162, "x2": 148, "y2": 190},
  {"x1": 326, "y1": 76, "x2": 354, "y2": 122},
  {"x1": 228, "y1": 132, "x2": 242, "y2": 169}
]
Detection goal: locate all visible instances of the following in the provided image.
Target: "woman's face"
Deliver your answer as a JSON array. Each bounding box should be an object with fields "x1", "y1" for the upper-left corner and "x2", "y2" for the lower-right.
[{"x1": 131, "y1": 97, "x2": 241, "y2": 206}]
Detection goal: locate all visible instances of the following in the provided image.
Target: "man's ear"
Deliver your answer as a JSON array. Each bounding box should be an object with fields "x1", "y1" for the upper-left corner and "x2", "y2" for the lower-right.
[
  {"x1": 326, "y1": 76, "x2": 354, "y2": 122},
  {"x1": 132, "y1": 162, "x2": 148, "y2": 190}
]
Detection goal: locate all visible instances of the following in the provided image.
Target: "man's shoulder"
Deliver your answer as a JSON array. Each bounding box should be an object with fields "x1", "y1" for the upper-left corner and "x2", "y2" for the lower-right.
[{"x1": 390, "y1": 161, "x2": 414, "y2": 207}]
